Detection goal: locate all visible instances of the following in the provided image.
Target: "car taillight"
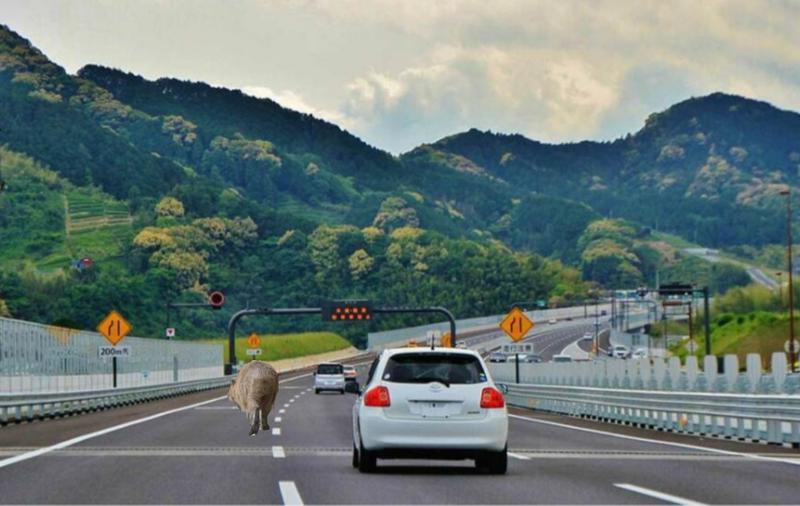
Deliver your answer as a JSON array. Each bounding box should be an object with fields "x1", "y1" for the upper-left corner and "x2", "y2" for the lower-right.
[
  {"x1": 480, "y1": 387, "x2": 505, "y2": 408},
  {"x1": 363, "y1": 386, "x2": 391, "y2": 407}
]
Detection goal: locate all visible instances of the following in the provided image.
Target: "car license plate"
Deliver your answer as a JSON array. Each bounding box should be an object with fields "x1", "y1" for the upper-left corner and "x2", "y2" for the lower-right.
[{"x1": 415, "y1": 401, "x2": 460, "y2": 417}]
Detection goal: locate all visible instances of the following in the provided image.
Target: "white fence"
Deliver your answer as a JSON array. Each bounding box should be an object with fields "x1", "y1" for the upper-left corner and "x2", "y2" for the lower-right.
[
  {"x1": 490, "y1": 353, "x2": 800, "y2": 445},
  {"x1": 490, "y1": 352, "x2": 800, "y2": 394},
  {"x1": 0, "y1": 317, "x2": 224, "y2": 394}
]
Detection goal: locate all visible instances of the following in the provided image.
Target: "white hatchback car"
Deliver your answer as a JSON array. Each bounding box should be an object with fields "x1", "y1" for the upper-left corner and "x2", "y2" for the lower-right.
[{"x1": 351, "y1": 347, "x2": 508, "y2": 474}]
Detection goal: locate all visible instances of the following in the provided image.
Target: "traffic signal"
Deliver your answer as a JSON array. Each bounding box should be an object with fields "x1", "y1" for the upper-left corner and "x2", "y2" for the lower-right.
[
  {"x1": 209, "y1": 291, "x2": 225, "y2": 309},
  {"x1": 321, "y1": 300, "x2": 373, "y2": 322}
]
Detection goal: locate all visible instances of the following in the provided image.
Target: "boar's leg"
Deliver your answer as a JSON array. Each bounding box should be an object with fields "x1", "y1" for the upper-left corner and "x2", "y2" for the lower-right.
[
  {"x1": 249, "y1": 410, "x2": 260, "y2": 436},
  {"x1": 260, "y1": 407, "x2": 270, "y2": 430}
]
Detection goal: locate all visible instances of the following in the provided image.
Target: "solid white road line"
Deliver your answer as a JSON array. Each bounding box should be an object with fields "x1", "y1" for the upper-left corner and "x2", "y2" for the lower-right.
[
  {"x1": 615, "y1": 483, "x2": 706, "y2": 505},
  {"x1": 509, "y1": 414, "x2": 800, "y2": 467},
  {"x1": 274, "y1": 417, "x2": 283, "y2": 423},
  {"x1": 0, "y1": 369, "x2": 316, "y2": 470},
  {"x1": 194, "y1": 406, "x2": 237, "y2": 410},
  {"x1": 272, "y1": 428, "x2": 282, "y2": 436},
  {"x1": 279, "y1": 481, "x2": 304, "y2": 505},
  {"x1": 508, "y1": 452, "x2": 531, "y2": 460},
  {"x1": 272, "y1": 446, "x2": 286, "y2": 458},
  {"x1": 0, "y1": 395, "x2": 226, "y2": 470}
]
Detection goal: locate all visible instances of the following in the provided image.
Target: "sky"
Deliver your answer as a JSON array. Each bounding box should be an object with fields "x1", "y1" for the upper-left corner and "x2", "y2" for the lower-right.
[{"x1": 2, "y1": 0, "x2": 799, "y2": 154}]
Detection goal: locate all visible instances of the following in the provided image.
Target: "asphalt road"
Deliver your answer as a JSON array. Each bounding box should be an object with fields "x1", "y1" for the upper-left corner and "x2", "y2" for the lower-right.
[{"x1": 1, "y1": 358, "x2": 799, "y2": 505}]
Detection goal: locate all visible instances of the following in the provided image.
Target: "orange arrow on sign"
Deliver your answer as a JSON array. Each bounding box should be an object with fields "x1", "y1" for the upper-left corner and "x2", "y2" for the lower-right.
[
  {"x1": 97, "y1": 310, "x2": 132, "y2": 345},
  {"x1": 499, "y1": 307, "x2": 534, "y2": 342}
]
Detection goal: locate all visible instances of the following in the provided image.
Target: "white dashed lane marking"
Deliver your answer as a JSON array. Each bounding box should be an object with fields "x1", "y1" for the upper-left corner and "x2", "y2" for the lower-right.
[
  {"x1": 272, "y1": 428, "x2": 282, "y2": 436},
  {"x1": 279, "y1": 409, "x2": 286, "y2": 414},
  {"x1": 274, "y1": 417, "x2": 282, "y2": 423},
  {"x1": 272, "y1": 446, "x2": 285, "y2": 458},
  {"x1": 279, "y1": 481, "x2": 303, "y2": 505}
]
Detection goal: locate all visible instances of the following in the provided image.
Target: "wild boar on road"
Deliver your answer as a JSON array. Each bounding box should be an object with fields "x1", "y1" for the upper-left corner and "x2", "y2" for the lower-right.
[{"x1": 228, "y1": 360, "x2": 279, "y2": 436}]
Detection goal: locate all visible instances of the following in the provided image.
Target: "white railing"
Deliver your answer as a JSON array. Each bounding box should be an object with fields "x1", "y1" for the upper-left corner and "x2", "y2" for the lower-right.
[
  {"x1": 489, "y1": 352, "x2": 799, "y2": 394},
  {"x1": 0, "y1": 375, "x2": 230, "y2": 425},
  {"x1": 498, "y1": 382, "x2": 800, "y2": 445},
  {"x1": 0, "y1": 317, "x2": 224, "y2": 394},
  {"x1": 490, "y1": 352, "x2": 800, "y2": 445}
]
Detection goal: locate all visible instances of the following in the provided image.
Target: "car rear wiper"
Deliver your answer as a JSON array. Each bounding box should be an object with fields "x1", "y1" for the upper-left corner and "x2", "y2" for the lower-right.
[{"x1": 412, "y1": 376, "x2": 451, "y2": 388}]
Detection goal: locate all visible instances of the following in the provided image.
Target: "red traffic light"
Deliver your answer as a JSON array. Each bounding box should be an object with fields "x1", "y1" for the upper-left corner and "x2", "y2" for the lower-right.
[{"x1": 209, "y1": 291, "x2": 225, "y2": 309}]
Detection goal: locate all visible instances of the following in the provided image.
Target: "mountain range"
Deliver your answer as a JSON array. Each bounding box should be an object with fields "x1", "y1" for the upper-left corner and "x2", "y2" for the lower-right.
[{"x1": 0, "y1": 24, "x2": 786, "y2": 338}]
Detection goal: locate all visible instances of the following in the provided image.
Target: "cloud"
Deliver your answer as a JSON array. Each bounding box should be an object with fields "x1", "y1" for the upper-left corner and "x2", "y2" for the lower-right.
[
  {"x1": 5, "y1": 0, "x2": 800, "y2": 153},
  {"x1": 341, "y1": 46, "x2": 620, "y2": 152},
  {"x1": 239, "y1": 85, "x2": 354, "y2": 130},
  {"x1": 320, "y1": 0, "x2": 800, "y2": 151}
]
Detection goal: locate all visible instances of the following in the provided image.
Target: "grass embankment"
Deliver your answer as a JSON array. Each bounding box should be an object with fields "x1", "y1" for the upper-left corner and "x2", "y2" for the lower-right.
[
  {"x1": 204, "y1": 331, "x2": 352, "y2": 363},
  {"x1": 670, "y1": 311, "x2": 795, "y2": 365}
]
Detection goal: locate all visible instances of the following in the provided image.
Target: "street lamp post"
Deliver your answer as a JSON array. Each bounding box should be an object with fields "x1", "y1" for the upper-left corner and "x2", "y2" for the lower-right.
[{"x1": 781, "y1": 189, "x2": 796, "y2": 373}]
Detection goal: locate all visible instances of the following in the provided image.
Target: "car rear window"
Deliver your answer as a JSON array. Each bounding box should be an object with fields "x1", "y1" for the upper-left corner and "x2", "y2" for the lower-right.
[
  {"x1": 317, "y1": 364, "x2": 343, "y2": 375},
  {"x1": 382, "y1": 353, "x2": 487, "y2": 385}
]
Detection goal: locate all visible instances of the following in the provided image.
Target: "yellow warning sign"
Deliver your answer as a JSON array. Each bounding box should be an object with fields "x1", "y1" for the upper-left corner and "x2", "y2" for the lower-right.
[
  {"x1": 247, "y1": 333, "x2": 261, "y2": 348},
  {"x1": 499, "y1": 307, "x2": 534, "y2": 342},
  {"x1": 97, "y1": 310, "x2": 132, "y2": 345},
  {"x1": 441, "y1": 332, "x2": 452, "y2": 348}
]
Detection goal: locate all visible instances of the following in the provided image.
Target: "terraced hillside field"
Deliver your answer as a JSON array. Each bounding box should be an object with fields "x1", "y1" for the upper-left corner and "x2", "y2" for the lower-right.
[{"x1": 65, "y1": 192, "x2": 133, "y2": 235}]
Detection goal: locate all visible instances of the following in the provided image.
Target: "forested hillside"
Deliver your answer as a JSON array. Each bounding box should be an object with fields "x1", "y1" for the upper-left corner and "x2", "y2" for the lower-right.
[
  {"x1": 0, "y1": 25, "x2": 587, "y2": 343},
  {"x1": 0, "y1": 23, "x2": 784, "y2": 341}
]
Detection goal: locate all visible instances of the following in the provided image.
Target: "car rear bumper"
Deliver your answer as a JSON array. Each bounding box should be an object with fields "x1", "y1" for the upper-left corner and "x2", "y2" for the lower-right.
[
  {"x1": 359, "y1": 409, "x2": 508, "y2": 452},
  {"x1": 315, "y1": 380, "x2": 345, "y2": 390}
]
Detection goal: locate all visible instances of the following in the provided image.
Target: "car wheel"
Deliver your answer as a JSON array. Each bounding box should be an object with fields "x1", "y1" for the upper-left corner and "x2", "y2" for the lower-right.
[
  {"x1": 357, "y1": 442, "x2": 376, "y2": 473},
  {"x1": 314, "y1": 389, "x2": 320, "y2": 394},
  {"x1": 352, "y1": 443, "x2": 359, "y2": 468},
  {"x1": 477, "y1": 446, "x2": 507, "y2": 475},
  {"x1": 340, "y1": 389, "x2": 345, "y2": 394}
]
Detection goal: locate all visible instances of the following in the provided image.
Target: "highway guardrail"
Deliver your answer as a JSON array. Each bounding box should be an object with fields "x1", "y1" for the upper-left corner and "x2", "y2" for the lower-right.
[
  {"x1": 0, "y1": 375, "x2": 231, "y2": 425},
  {"x1": 498, "y1": 381, "x2": 800, "y2": 446}
]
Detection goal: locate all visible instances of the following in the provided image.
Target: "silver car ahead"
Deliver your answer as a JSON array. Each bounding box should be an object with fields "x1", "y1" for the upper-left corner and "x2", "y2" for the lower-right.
[{"x1": 314, "y1": 363, "x2": 346, "y2": 394}]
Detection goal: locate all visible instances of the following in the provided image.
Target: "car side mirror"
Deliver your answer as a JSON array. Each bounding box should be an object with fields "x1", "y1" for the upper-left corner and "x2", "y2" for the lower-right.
[{"x1": 345, "y1": 381, "x2": 360, "y2": 394}]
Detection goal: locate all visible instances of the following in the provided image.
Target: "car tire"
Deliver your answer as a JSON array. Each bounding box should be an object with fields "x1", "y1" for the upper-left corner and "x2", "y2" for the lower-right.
[
  {"x1": 357, "y1": 442, "x2": 376, "y2": 473},
  {"x1": 340, "y1": 389, "x2": 345, "y2": 395},
  {"x1": 352, "y1": 443, "x2": 359, "y2": 468},
  {"x1": 314, "y1": 389, "x2": 320, "y2": 394},
  {"x1": 477, "y1": 446, "x2": 507, "y2": 475}
]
